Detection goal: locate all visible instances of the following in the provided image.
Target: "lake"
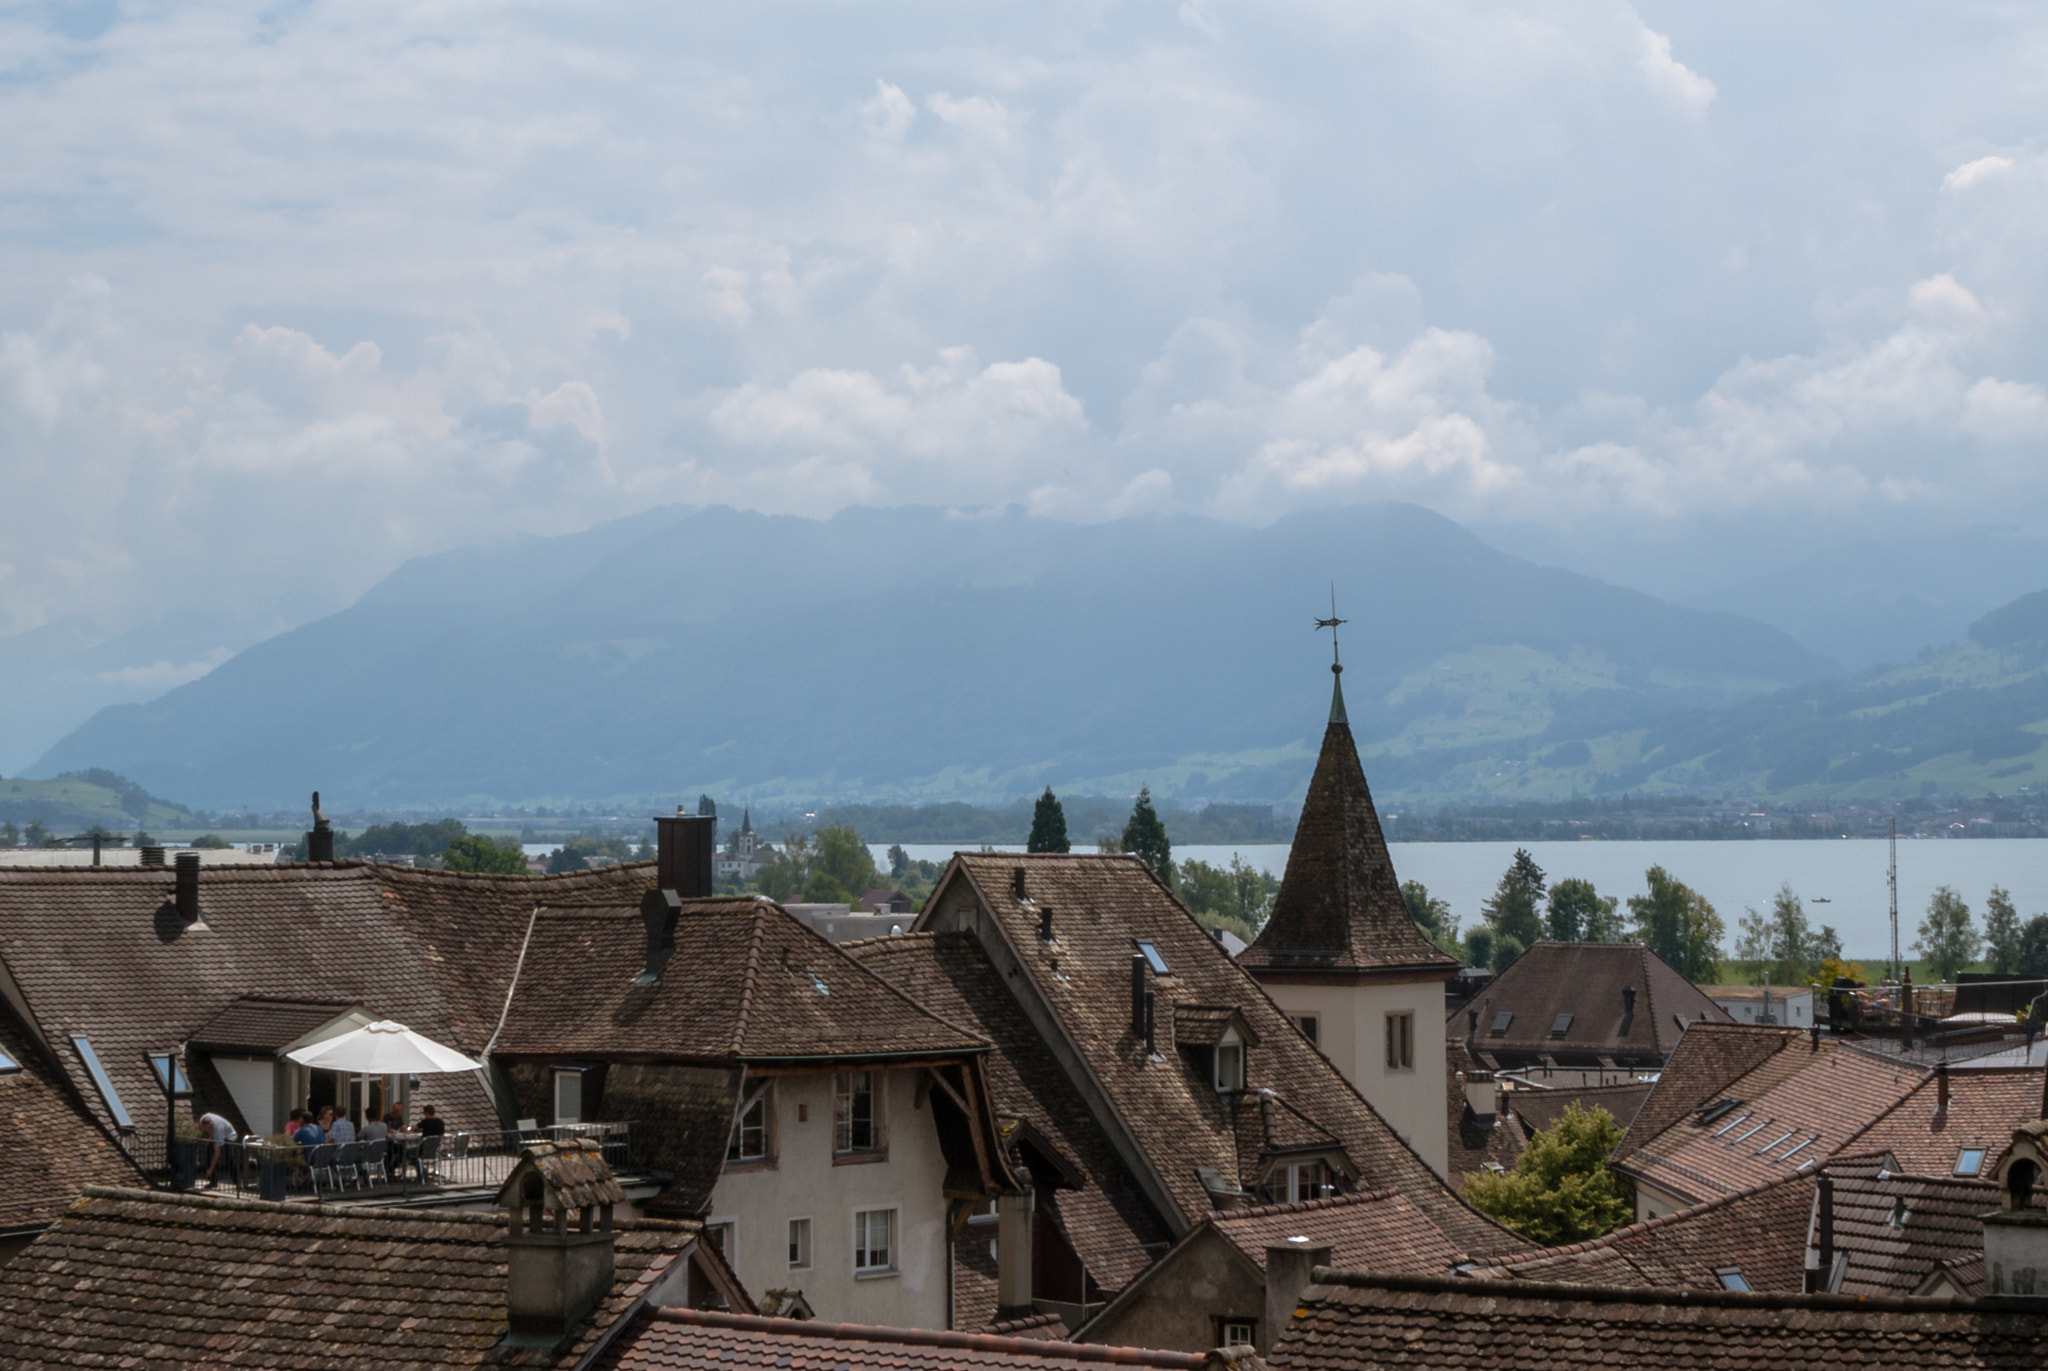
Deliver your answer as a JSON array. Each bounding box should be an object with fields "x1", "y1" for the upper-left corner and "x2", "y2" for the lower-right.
[{"x1": 873, "y1": 838, "x2": 2048, "y2": 960}]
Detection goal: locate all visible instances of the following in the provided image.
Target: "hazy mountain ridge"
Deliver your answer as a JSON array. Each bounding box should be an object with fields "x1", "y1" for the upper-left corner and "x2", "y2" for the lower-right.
[{"x1": 28, "y1": 502, "x2": 1835, "y2": 810}]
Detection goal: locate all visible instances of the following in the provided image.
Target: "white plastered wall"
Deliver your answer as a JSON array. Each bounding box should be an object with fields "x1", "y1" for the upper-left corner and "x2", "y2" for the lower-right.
[
  {"x1": 708, "y1": 1068, "x2": 952, "y2": 1328},
  {"x1": 1260, "y1": 977, "x2": 1449, "y2": 1178}
]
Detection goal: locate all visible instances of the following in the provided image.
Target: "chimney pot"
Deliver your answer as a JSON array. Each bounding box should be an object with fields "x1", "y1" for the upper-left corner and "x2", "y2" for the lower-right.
[
  {"x1": 305, "y1": 791, "x2": 334, "y2": 863},
  {"x1": 1012, "y1": 866, "x2": 1027, "y2": 902},
  {"x1": 996, "y1": 1189, "x2": 1034, "y2": 1314},
  {"x1": 654, "y1": 813, "x2": 716, "y2": 898},
  {"x1": 1936, "y1": 1061, "x2": 1950, "y2": 1116},
  {"x1": 174, "y1": 852, "x2": 200, "y2": 924},
  {"x1": 140, "y1": 845, "x2": 166, "y2": 867},
  {"x1": 1038, "y1": 905, "x2": 1053, "y2": 942}
]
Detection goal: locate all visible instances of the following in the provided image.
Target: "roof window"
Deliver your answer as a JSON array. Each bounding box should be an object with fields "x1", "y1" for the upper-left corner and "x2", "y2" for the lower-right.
[
  {"x1": 1712, "y1": 1111, "x2": 1750, "y2": 1137},
  {"x1": 71, "y1": 1035, "x2": 131, "y2": 1129},
  {"x1": 1956, "y1": 1148, "x2": 1987, "y2": 1177},
  {"x1": 1549, "y1": 1013, "x2": 1574, "y2": 1038},
  {"x1": 1714, "y1": 1267, "x2": 1750, "y2": 1292},
  {"x1": 1697, "y1": 1099, "x2": 1739, "y2": 1126},
  {"x1": 1488, "y1": 1012, "x2": 1513, "y2": 1037},
  {"x1": 147, "y1": 1051, "x2": 190, "y2": 1094},
  {"x1": 1756, "y1": 1129, "x2": 1796, "y2": 1156},
  {"x1": 0, "y1": 1045, "x2": 17, "y2": 1074},
  {"x1": 1135, "y1": 941, "x2": 1170, "y2": 976}
]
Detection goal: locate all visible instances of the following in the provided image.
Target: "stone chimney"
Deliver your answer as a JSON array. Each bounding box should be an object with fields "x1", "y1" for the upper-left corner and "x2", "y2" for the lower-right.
[
  {"x1": 1264, "y1": 1239, "x2": 1332, "y2": 1355},
  {"x1": 1985, "y1": 1120, "x2": 2048, "y2": 1299},
  {"x1": 996, "y1": 1188, "x2": 1035, "y2": 1315},
  {"x1": 654, "y1": 810, "x2": 715, "y2": 898},
  {"x1": 497, "y1": 1139, "x2": 625, "y2": 1342},
  {"x1": 305, "y1": 791, "x2": 335, "y2": 863}
]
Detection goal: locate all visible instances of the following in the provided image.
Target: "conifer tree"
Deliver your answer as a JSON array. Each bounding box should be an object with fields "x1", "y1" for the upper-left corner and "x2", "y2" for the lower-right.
[
  {"x1": 1121, "y1": 787, "x2": 1172, "y2": 884},
  {"x1": 1027, "y1": 787, "x2": 1071, "y2": 853}
]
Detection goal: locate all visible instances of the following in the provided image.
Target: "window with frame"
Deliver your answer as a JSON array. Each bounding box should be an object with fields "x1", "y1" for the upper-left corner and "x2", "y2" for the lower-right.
[
  {"x1": 1292, "y1": 1014, "x2": 1319, "y2": 1046},
  {"x1": 1221, "y1": 1322, "x2": 1256, "y2": 1348},
  {"x1": 729, "y1": 1086, "x2": 771, "y2": 1162},
  {"x1": 1714, "y1": 1267, "x2": 1749, "y2": 1292},
  {"x1": 553, "y1": 1069, "x2": 584, "y2": 1126},
  {"x1": 1385, "y1": 1012, "x2": 1414, "y2": 1071},
  {"x1": 788, "y1": 1217, "x2": 812, "y2": 1269},
  {"x1": 1287, "y1": 1160, "x2": 1327, "y2": 1203},
  {"x1": 1956, "y1": 1148, "x2": 1987, "y2": 1176},
  {"x1": 1214, "y1": 1038, "x2": 1245, "y2": 1093},
  {"x1": 836, "y1": 1071, "x2": 881, "y2": 1154},
  {"x1": 1134, "y1": 940, "x2": 1170, "y2": 975},
  {"x1": 853, "y1": 1207, "x2": 895, "y2": 1273},
  {"x1": 705, "y1": 1220, "x2": 735, "y2": 1265}
]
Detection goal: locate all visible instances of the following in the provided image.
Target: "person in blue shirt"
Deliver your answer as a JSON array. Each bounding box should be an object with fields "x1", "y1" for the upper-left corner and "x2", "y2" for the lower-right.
[{"x1": 290, "y1": 1108, "x2": 325, "y2": 1158}]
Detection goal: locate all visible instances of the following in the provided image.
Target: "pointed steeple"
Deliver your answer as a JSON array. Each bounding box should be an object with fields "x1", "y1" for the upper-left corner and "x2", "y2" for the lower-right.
[{"x1": 1241, "y1": 654, "x2": 1455, "y2": 974}]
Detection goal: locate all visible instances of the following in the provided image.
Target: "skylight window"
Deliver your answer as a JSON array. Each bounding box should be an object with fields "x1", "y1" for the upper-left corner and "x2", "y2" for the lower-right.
[
  {"x1": 1956, "y1": 1148, "x2": 1987, "y2": 1177},
  {"x1": 1756, "y1": 1130, "x2": 1795, "y2": 1156},
  {"x1": 1730, "y1": 1118, "x2": 1771, "y2": 1145},
  {"x1": 147, "y1": 1051, "x2": 190, "y2": 1094},
  {"x1": 71, "y1": 1036, "x2": 131, "y2": 1129},
  {"x1": 1549, "y1": 1013, "x2": 1574, "y2": 1038},
  {"x1": 0, "y1": 1045, "x2": 17, "y2": 1075},
  {"x1": 1135, "y1": 941, "x2": 1170, "y2": 975},
  {"x1": 1489, "y1": 1012, "x2": 1514, "y2": 1037},
  {"x1": 1698, "y1": 1099, "x2": 1738, "y2": 1126},
  {"x1": 1715, "y1": 1267, "x2": 1750, "y2": 1292}
]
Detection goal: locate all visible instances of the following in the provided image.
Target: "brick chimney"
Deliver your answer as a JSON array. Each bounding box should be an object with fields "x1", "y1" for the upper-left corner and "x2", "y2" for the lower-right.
[
  {"x1": 1264, "y1": 1238, "x2": 1333, "y2": 1354},
  {"x1": 654, "y1": 809, "x2": 715, "y2": 897}
]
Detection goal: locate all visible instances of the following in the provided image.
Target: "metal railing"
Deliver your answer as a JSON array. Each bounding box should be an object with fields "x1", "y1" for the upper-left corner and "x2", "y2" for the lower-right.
[{"x1": 121, "y1": 1122, "x2": 639, "y2": 1203}]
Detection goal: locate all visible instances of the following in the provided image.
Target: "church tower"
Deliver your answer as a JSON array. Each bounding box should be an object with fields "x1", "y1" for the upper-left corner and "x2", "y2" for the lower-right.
[{"x1": 1239, "y1": 635, "x2": 1457, "y2": 1176}]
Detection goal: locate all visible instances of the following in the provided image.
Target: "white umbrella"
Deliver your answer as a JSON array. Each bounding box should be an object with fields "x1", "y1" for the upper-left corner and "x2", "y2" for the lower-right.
[{"x1": 285, "y1": 1020, "x2": 482, "y2": 1074}]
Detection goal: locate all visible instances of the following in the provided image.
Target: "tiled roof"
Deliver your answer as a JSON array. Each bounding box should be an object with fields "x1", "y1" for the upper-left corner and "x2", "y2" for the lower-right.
[
  {"x1": 1465, "y1": 1168, "x2": 1819, "y2": 1292},
  {"x1": 1617, "y1": 1023, "x2": 1799, "y2": 1155},
  {"x1": 1443, "y1": 1041, "x2": 1522, "y2": 1187},
  {"x1": 0, "y1": 861, "x2": 651, "y2": 1147},
  {"x1": 491, "y1": 899, "x2": 986, "y2": 1062},
  {"x1": 1451, "y1": 943, "x2": 1730, "y2": 1064},
  {"x1": 1267, "y1": 1271, "x2": 2048, "y2": 1371},
  {"x1": 593, "y1": 1307, "x2": 1206, "y2": 1371},
  {"x1": 1821, "y1": 1161, "x2": 2010, "y2": 1299},
  {"x1": 1240, "y1": 686, "x2": 1456, "y2": 975},
  {"x1": 1617, "y1": 1036, "x2": 1924, "y2": 1205},
  {"x1": 920, "y1": 854, "x2": 1522, "y2": 1257},
  {"x1": 0, "y1": 1003, "x2": 142, "y2": 1233},
  {"x1": 1509, "y1": 1081, "x2": 1654, "y2": 1139},
  {"x1": 1840, "y1": 1066, "x2": 2044, "y2": 1179},
  {"x1": 844, "y1": 931, "x2": 1174, "y2": 1295},
  {"x1": 188, "y1": 995, "x2": 362, "y2": 1050},
  {"x1": 0, "y1": 1187, "x2": 709, "y2": 1368},
  {"x1": 1210, "y1": 1189, "x2": 1462, "y2": 1273},
  {"x1": 501, "y1": 1137, "x2": 629, "y2": 1211}
]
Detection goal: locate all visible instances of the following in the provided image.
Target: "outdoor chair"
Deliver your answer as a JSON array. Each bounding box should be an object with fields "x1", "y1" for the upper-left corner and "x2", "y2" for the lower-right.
[
  {"x1": 414, "y1": 1132, "x2": 442, "y2": 1182},
  {"x1": 332, "y1": 1140, "x2": 361, "y2": 1190},
  {"x1": 307, "y1": 1141, "x2": 340, "y2": 1195},
  {"x1": 361, "y1": 1138, "x2": 389, "y2": 1186}
]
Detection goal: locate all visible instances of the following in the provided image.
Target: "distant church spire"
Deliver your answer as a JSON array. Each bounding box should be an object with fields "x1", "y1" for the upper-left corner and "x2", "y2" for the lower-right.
[{"x1": 1240, "y1": 593, "x2": 1454, "y2": 974}]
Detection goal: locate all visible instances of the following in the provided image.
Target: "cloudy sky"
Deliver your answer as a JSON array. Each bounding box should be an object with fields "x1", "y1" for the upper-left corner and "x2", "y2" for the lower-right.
[{"x1": 4, "y1": 0, "x2": 2047, "y2": 653}]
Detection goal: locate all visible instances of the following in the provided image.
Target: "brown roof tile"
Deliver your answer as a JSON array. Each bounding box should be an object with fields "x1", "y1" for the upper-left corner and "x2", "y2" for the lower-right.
[
  {"x1": 1241, "y1": 685, "x2": 1456, "y2": 975},
  {"x1": 1509, "y1": 1081, "x2": 1654, "y2": 1139},
  {"x1": 1452, "y1": 943, "x2": 1731, "y2": 1066},
  {"x1": 1443, "y1": 1041, "x2": 1523, "y2": 1188},
  {"x1": 1841, "y1": 1066, "x2": 2044, "y2": 1179},
  {"x1": 0, "y1": 1186, "x2": 707, "y2": 1368},
  {"x1": 492, "y1": 899, "x2": 986, "y2": 1062},
  {"x1": 0, "y1": 1004, "x2": 142, "y2": 1233},
  {"x1": 1268, "y1": 1271, "x2": 2048, "y2": 1371},
  {"x1": 1820, "y1": 1163, "x2": 2009, "y2": 1298},
  {"x1": 1210, "y1": 1189, "x2": 1462, "y2": 1273},
  {"x1": 1617, "y1": 1022, "x2": 1800, "y2": 1155},
  {"x1": 188, "y1": 995, "x2": 364, "y2": 1050},
  {"x1": 593, "y1": 1307, "x2": 1205, "y2": 1371},
  {"x1": 921, "y1": 854, "x2": 1522, "y2": 1257}
]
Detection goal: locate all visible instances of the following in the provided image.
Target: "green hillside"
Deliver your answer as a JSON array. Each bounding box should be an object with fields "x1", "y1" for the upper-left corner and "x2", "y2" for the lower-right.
[
  {"x1": 1400, "y1": 589, "x2": 2048, "y2": 803},
  {"x1": 0, "y1": 768, "x2": 199, "y2": 834}
]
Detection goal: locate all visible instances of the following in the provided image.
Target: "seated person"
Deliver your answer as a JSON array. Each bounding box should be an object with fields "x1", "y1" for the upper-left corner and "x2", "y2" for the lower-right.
[
  {"x1": 327, "y1": 1107, "x2": 357, "y2": 1145},
  {"x1": 290, "y1": 1108, "x2": 324, "y2": 1160},
  {"x1": 361, "y1": 1113, "x2": 389, "y2": 1143},
  {"x1": 417, "y1": 1105, "x2": 445, "y2": 1139}
]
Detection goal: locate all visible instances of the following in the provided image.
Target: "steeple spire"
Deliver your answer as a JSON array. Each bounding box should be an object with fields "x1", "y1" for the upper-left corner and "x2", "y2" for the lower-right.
[{"x1": 1316, "y1": 585, "x2": 1348, "y2": 725}]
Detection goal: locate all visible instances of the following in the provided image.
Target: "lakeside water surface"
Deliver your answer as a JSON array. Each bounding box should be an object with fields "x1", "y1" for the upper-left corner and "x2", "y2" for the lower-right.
[{"x1": 876, "y1": 838, "x2": 2048, "y2": 961}]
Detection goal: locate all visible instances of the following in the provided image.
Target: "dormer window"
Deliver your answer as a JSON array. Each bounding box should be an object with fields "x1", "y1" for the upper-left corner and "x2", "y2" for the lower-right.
[
  {"x1": 1215, "y1": 1030, "x2": 1245, "y2": 1093},
  {"x1": 1488, "y1": 1012, "x2": 1513, "y2": 1037}
]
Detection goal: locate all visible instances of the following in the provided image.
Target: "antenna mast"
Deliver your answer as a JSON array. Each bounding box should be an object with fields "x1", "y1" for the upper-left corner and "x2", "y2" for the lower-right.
[{"x1": 1889, "y1": 817, "x2": 1899, "y2": 982}]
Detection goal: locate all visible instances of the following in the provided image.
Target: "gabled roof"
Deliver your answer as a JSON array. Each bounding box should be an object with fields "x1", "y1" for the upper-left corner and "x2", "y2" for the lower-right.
[
  {"x1": 1840, "y1": 1066, "x2": 2045, "y2": 1180},
  {"x1": 0, "y1": 1187, "x2": 726, "y2": 1368},
  {"x1": 1510, "y1": 1081, "x2": 1655, "y2": 1140},
  {"x1": 1820, "y1": 1161, "x2": 2009, "y2": 1299},
  {"x1": 915, "y1": 853, "x2": 1521, "y2": 1257},
  {"x1": 188, "y1": 996, "x2": 365, "y2": 1051},
  {"x1": 593, "y1": 1307, "x2": 1206, "y2": 1371},
  {"x1": 1209, "y1": 1188, "x2": 1462, "y2": 1273},
  {"x1": 491, "y1": 898, "x2": 986, "y2": 1062},
  {"x1": 844, "y1": 931, "x2": 1175, "y2": 1294},
  {"x1": 1453, "y1": 943, "x2": 1730, "y2": 1064},
  {"x1": 1616, "y1": 1035, "x2": 1924, "y2": 1206},
  {"x1": 0, "y1": 1002, "x2": 142, "y2": 1234},
  {"x1": 1464, "y1": 1167, "x2": 1820, "y2": 1292},
  {"x1": 1239, "y1": 675, "x2": 1455, "y2": 976},
  {"x1": 1268, "y1": 1271, "x2": 2048, "y2": 1371},
  {"x1": 1618, "y1": 1022, "x2": 1800, "y2": 1152}
]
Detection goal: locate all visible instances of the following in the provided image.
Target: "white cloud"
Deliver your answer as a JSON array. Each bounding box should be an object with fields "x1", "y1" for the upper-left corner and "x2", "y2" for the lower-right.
[
  {"x1": 1945, "y1": 155, "x2": 2014, "y2": 191},
  {"x1": 1637, "y1": 26, "x2": 1716, "y2": 113}
]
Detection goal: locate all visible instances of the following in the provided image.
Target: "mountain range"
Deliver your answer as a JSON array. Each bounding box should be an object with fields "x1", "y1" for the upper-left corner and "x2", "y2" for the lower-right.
[{"x1": 25, "y1": 502, "x2": 1835, "y2": 811}]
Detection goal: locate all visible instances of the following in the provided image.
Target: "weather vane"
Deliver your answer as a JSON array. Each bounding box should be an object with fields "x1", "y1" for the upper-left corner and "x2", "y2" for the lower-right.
[{"x1": 1315, "y1": 583, "x2": 1346, "y2": 675}]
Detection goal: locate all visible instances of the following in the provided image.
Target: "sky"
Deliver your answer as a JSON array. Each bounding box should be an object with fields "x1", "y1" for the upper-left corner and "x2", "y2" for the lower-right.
[{"x1": 5, "y1": 0, "x2": 2048, "y2": 664}]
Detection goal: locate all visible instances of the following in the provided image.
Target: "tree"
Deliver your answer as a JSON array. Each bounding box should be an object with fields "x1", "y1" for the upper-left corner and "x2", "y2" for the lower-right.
[
  {"x1": 1984, "y1": 886, "x2": 2023, "y2": 975},
  {"x1": 1121, "y1": 788, "x2": 1172, "y2": 885},
  {"x1": 0, "y1": 821, "x2": 16, "y2": 846},
  {"x1": 34, "y1": 822, "x2": 66, "y2": 847},
  {"x1": 813, "y1": 824, "x2": 880, "y2": 901},
  {"x1": 1482, "y1": 849, "x2": 1546, "y2": 950},
  {"x1": 442, "y1": 834, "x2": 529, "y2": 874},
  {"x1": 1546, "y1": 878, "x2": 1610, "y2": 943},
  {"x1": 1914, "y1": 886, "x2": 1981, "y2": 983},
  {"x1": 755, "y1": 834, "x2": 817, "y2": 902},
  {"x1": 189, "y1": 833, "x2": 231, "y2": 849},
  {"x1": 2018, "y1": 915, "x2": 2048, "y2": 979},
  {"x1": 1735, "y1": 907, "x2": 1771, "y2": 964},
  {"x1": 1461, "y1": 1103, "x2": 1633, "y2": 1245},
  {"x1": 1767, "y1": 883, "x2": 1813, "y2": 985},
  {"x1": 1461, "y1": 926, "x2": 1496, "y2": 971},
  {"x1": 1181, "y1": 857, "x2": 1277, "y2": 938},
  {"x1": 548, "y1": 833, "x2": 633, "y2": 874},
  {"x1": 1028, "y1": 788, "x2": 1071, "y2": 854},
  {"x1": 1626, "y1": 866, "x2": 1723, "y2": 982},
  {"x1": 887, "y1": 844, "x2": 910, "y2": 879},
  {"x1": 1811, "y1": 924, "x2": 1844, "y2": 967},
  {"x1": 1403, "y1": 880, "x2": 1458, "y2": 952}
]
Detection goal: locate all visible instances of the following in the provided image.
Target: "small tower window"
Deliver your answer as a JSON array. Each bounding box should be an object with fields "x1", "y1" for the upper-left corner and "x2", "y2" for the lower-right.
[{"x1": 1386, "y1": 1012, "x2": 1414, "y2": 1071}]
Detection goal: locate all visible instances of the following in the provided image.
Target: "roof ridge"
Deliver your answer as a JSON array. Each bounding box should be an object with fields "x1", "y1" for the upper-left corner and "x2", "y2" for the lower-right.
[
  {"x1": 731, "y1": 906, "x2": 771, "y2": 1057},
  {"x1": 1214, "y1": 1186, "x2": 1401, "y2": 1222},
  {"x1": 72, "y1": 1185, "x2": 704, "y2": 1232},
  {"x1": 1313, "y1": 1267, "x2": 2006, "y2": 1315},
  {"x1": 1471, "y1": 1165, "x2": 1816, "y2": 1269},
  {"x1": 641, "y1": 1307, "x2": 1205, "y2": 1367}
]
